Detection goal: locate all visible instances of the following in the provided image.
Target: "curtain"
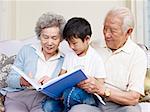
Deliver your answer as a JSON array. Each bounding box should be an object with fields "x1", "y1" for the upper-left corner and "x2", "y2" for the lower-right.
[
  {"x1": 143, "y1": 0, "x2": 150, "y2": 48},
  {"x1": 130, "y1": 0, "x2": 150, "y2": 48},
  {"x1": 0, "y1": 1, "x2": 15, "y2": 41}
]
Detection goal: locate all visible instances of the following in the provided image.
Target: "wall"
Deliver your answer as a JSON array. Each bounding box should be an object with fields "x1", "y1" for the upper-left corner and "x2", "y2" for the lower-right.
[
  {"x1": 0, "y1": 0, "x2": 126, "y2": 46},
  {"x1": 0, "y1": 1, "x2": 16, "y2": 40}
]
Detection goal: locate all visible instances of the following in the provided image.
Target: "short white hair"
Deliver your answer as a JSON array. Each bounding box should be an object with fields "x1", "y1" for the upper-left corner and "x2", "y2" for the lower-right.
[
  {"x1": 106, "y1": 7, "x2": 134, "y2": 32},
  {"x1": 35, "y1": 12, "x2": 66, "y2": 40}
]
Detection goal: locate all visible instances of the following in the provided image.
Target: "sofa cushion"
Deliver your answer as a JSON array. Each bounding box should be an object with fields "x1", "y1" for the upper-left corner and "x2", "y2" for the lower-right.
[
  {"x1": 139, "y1": 102, "x2": 150, "y2": 112},
  {"x1": 140, "y1": 69, "x2": 150, "y2": 102},
  {"x1": 0, "y1": 36, "x2": 40, "y2": 56},
  {"x1": 0, "y1": 53, "x2": 16, "y2": 88},
  {"x1": 139, "y1": 49, "x2": 150, "y2": 103}
]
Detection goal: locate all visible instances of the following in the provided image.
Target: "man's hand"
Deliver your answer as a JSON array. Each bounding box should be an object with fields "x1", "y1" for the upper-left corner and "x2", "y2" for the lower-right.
[
  {"x1": 77, "y1": 77, "x2": 105, "y2": 95},
  {"x1": 38, "y1": 75, "x2": 51, "y2": 85}
]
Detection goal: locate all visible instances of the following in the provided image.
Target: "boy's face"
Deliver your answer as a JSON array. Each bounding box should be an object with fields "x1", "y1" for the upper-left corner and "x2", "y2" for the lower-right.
[{"x1": 68, "y1": 36, "x2": 90, "y2": 56}]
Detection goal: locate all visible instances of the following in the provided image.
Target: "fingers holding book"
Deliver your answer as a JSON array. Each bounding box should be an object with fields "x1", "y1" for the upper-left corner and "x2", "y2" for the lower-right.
[
  {"x1": 20, "y1": 72, "x2": 32, "y2": 87},
  {"x1": 20, "y1": 76, "x2": 31, "y2": 87},
  {"x1": 38, "y1": 75, "x2": 51, "y2": 85}
]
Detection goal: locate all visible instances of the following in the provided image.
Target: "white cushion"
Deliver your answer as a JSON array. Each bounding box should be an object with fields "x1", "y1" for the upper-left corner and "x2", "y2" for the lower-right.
[
  {"x1": 139, "y1": 102, "x2": 150, "y2": 112},
  {"x1": 0, "y1": 36, "x2": 39, "y2": 56},
  {"x1": 0, "y1": 40, "x2": 22, "y2": 56}
]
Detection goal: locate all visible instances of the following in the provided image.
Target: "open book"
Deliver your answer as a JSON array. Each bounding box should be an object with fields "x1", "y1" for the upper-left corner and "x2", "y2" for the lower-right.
[
  {"x1": 12, "y1": 65, "x2": 105, "y2": 105},
  {"x1": 11, "y1": 65, "x2": 87, "y2": 98}
]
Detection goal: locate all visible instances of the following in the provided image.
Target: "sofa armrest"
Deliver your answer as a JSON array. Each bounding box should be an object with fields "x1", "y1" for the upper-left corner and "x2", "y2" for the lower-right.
[{"x1": 139, "y1": 102, "x2": 150, "y2": 112}]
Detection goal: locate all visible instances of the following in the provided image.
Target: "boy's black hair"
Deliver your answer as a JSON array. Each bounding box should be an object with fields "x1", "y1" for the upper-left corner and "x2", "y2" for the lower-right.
[{"x1": 63, "y1": 17, "x2": 92, "y2": 42}]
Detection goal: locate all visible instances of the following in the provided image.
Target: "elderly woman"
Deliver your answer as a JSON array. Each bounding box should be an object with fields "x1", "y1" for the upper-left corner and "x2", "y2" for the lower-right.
[{"x1": 4, "y1": 12, "x2": 66, "y2": 112}]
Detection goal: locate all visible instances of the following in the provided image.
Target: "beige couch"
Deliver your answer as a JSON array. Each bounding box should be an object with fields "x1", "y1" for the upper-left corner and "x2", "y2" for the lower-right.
[{"x1": 0, "y1": 37, "x2": 150, "y2": 112}]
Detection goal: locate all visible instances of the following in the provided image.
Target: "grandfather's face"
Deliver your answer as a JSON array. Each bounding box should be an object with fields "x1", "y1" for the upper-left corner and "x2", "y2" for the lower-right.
[
  {"x1": 40, "y1": 27, "x2": 61, "y2": 58},
  {"x1": 103, "y1": 14, "x2": 128, "y2": 51}
]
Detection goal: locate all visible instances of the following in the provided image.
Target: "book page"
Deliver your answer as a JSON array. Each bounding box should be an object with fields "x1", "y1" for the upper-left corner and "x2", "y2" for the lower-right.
[
  {"x1": 40, "y1": 68, "x2": 82, "y2": 89},
  {"x1": 12, "y1": 65, "x2": 41, "y2": 90}
]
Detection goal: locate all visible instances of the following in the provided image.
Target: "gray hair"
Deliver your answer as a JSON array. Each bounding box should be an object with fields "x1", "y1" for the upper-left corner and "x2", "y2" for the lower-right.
[
  {"x1": 106, "y1": 7, "x2": 134, "y2": 32},
  {"x1": 35, "y1": 12, "x2": 66, "y2": 40}
]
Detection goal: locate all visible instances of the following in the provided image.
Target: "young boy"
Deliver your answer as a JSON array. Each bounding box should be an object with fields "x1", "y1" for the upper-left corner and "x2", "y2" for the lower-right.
[{"x1": 60, "y1": 17, "x2": 106, "y2": 111}]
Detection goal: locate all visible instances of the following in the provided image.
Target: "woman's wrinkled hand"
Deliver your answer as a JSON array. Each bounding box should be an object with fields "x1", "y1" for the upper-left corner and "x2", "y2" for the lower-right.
[
  {"x1": 20, "y1": 76, "x2": 31, "y2": 87},
  {"x1": 20, "y1": 72, "x2": 33, "y2": 87},
  {"x1": 38, "y1": 75, "x2": 51, "y2": 85}
]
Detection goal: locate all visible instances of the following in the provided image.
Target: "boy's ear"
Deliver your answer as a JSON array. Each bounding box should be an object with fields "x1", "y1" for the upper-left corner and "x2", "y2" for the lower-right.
[{"x1": 85, "y1": 35, "x2": 90, "y2": 42}]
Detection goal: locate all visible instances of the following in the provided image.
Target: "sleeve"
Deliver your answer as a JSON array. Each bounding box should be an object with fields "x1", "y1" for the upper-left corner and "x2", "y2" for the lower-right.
[
  {"x1": 93, "y1": 54, "x2": 106, "y2": 79},
  {"x1": 6, "y1": 45, "x2": 27, "y2": 89},
  {"x1": 127, "y1": 52, "x2": 147, "y2": 95},
  {"x1": 61, "y1": 54, "x2": 69, "y2": 71}
]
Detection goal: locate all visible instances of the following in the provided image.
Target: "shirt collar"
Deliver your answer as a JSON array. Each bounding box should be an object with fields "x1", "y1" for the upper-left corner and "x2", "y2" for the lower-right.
[
  {"x1": 30, "y1": 43, "x2": 64, "y2": 62},
  {"x1": 86, "y1": 45, "x2": 93, "y2": 55},
  {"x1": 105, "y1": 38, "x2": 134, "y2": 54}
]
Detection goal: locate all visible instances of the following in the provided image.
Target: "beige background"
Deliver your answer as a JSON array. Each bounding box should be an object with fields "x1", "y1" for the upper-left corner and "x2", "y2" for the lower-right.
[{"x1": 0, "y1": 0, "x2": 147, "y2": 47}]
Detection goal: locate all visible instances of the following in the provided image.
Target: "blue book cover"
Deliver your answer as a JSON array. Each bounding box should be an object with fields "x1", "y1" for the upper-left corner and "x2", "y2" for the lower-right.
[
  {"x1": 41, "y1": 69, "x2": 88, "y2": 98},
  {"x1": 12, "y1": 65, "x2": 88, "y2": 98}
]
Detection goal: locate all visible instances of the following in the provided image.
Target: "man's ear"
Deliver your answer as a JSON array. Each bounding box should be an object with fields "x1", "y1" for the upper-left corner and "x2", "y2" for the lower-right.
[{"x1": 126, "y1": 28, "x2": 133, "y2": 36}]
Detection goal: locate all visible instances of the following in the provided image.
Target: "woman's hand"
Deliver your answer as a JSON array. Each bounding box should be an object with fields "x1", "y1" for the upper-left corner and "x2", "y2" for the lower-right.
[
  {"x1": 20, "y1": 72, "x2": 32, "y2": 87},
  {"x1": 38, "y1": 75, "x2": 51, "y2": 85},
  {"x1": 20, "y1": 77, "x2": 31, "y2": 87}
]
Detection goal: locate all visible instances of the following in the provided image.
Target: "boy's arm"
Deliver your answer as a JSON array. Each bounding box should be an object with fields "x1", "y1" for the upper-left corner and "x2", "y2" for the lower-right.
[{"x1": 59, "y1": 69, "x2": 67, "y2": 76}]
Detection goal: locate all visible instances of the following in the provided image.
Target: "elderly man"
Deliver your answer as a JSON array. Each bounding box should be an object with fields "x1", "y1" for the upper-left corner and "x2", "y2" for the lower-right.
[{"x1": 68, "y1": 7, "x2": 147, "y2": 112}]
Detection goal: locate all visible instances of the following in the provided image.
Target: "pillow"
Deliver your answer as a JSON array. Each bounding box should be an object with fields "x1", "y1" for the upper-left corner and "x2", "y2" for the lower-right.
[
  {"x1": 140, "y1": 68, "x2": 150, "y2": 102},
  {"x1": 0, "y1": 53, "x2": 16, "y2": 88},
  {"x1": 137, "y1": 44, "x2": 150, "y2": 102}
]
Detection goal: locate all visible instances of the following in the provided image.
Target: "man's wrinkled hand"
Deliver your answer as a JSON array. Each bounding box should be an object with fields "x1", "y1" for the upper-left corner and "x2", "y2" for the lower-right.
[{"x1": 77, "y1": 77, "x2": 105, "y2": 95}]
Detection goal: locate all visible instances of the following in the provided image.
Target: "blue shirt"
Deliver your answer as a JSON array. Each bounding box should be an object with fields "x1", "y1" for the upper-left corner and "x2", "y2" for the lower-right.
[{"x1": 1, "y1": 43, "x2": 64, "y2": 95}]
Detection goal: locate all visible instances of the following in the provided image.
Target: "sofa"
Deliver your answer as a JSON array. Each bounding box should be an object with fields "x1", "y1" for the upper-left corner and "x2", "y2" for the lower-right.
[{"x1": 0, "y1": 37, "x2": 150, "y2": 112}]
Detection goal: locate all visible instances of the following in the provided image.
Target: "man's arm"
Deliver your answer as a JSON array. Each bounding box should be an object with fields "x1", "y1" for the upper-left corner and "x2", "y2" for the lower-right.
[
  {"x1": 98, "y1": 88, "x2": 140, "y2": 105},
  {"x1": 78, "y1": 77, "x2": 141, "y2": 106},
  {"x1": 78, "y1": 77, "x2": 105, "y2": 96},
  {"x1": 109, "y1": 89, "x2": 141, "y2": 105}
]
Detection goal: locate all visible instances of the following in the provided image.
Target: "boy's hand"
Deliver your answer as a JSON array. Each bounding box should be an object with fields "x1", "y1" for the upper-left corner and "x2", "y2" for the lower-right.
[{"x1": 38, "y1": 75, "x2": 51, "y2": 85}]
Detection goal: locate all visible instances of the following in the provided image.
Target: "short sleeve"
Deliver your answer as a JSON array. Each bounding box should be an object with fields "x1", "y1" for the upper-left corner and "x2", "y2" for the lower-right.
[{"x1": 93, "y1": 55, "x2": 106, "y2": 78}]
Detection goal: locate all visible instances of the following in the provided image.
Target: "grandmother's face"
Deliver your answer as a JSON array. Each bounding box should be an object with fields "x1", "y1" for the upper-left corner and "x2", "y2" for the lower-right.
[{"x1": 40, "y1": 27, "x2": 61, "y2": 58}]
